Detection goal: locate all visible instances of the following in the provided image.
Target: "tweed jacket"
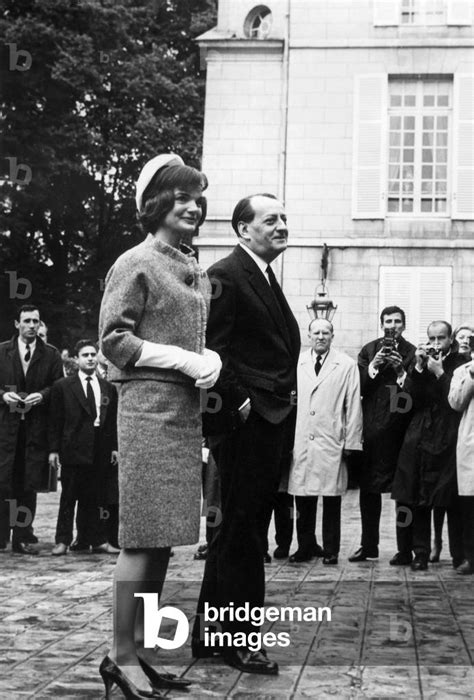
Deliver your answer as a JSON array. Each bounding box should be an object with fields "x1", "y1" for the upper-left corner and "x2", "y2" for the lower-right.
[{"x1": 99, "y1": 234, "x2": 211, "y2": 384}]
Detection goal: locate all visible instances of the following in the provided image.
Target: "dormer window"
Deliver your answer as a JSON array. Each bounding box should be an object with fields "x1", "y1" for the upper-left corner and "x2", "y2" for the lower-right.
[{"x1": 244, "y1": 6, "x2": 273, "y2": 39}]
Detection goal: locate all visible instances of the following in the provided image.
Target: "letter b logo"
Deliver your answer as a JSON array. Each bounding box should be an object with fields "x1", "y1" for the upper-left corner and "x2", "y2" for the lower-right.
[{"x1": 134, "y1": 593, "x2": 189, "y2": 649}]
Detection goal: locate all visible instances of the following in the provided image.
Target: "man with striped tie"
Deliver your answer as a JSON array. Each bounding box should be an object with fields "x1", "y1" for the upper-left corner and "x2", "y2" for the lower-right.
[{"x1": 0, "y1": 304, "x2": 63, "y2": 554}]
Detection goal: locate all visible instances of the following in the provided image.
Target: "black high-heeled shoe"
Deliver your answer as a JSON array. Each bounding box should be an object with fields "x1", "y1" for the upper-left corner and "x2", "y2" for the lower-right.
[
  {"x1": 99, "y1": 656, "x2": 163, "y2": 699},
  {"x1": 138, "y1": 656, "x2": 192, "y2": 689}
]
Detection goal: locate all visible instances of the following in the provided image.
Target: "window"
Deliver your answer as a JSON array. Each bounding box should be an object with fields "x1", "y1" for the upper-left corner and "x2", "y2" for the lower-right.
[
  {"x1": 387, "y1": 79, "x2": 451, "y2": 215},
  {"x1": 400, "y1": 0, "x2": 446, "y2": 25},
  {"x1": 244, "y1": 6, "x2": 273, "y2": 39},
  {"x1": 379, "y1": 266, "x2": 452, "y2": 344}
]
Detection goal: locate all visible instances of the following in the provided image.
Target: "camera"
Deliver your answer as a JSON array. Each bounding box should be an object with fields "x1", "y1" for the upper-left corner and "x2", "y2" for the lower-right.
[
  {"x1": 425, "y1": 345, "x2": 440, "y2": 360},
  {"x1": 381, "y1": 327, "x2": 396, "y2": 354}
]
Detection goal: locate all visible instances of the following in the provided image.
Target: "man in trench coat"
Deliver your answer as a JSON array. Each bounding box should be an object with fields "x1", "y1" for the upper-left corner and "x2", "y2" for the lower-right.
[
  {"x1": 288, "y1": 318, "x2": 363, "y2": 564},
  {"x1": 0, "y1": 304, "x2": 63, "y2": 553}
]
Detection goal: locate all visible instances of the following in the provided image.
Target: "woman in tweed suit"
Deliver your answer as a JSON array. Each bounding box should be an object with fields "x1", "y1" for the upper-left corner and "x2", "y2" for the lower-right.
[{"x1": 98, "y1": 154, "x2": 221, "y2": 698}]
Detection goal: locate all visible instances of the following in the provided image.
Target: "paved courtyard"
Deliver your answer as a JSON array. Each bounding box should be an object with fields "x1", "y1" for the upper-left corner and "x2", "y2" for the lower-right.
[{"x1": 0, "y1": 490, "x2": 472, "y2": 699}]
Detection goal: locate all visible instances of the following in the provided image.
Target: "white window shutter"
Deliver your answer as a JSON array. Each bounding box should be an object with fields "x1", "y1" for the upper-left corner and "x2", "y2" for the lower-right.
[
  {"x1": 379, "y1": 267, "x2": 452, "y2": 344},
  {"x1": 352, "y1": 74, "x2": 387, "y2": 219},
  {"x1": 447, "y1": 0, "x2": 472, "y2": 25},
  {"x1": 452, "y1": 74, "x2": 474, "y2": 219},
  {"x1": 373, "y1": 0, "x2": 400, "y2": 25}
]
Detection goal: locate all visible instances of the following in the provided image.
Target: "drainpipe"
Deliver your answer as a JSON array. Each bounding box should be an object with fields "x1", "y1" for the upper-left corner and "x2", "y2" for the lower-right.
[{"x1": 278, "y1": 0, "x2": 291, "y2": 285}]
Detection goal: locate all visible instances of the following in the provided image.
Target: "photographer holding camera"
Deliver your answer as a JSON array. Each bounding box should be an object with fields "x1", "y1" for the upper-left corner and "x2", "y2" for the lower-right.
[
  {"x1": 448, "y1": 330, "x2": 474, "y2": 575},
  {"x1": 391, "y1": 321, "x2": 466, "y2": 570}
]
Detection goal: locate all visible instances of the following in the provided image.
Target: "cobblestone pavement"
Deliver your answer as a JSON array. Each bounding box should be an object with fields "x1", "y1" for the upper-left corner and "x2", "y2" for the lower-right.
[{"x1": 0, "y1": 490, "x2": 472, "y2": 699}]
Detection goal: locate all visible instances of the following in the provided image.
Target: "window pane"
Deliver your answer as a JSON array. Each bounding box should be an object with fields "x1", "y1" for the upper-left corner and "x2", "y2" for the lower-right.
[
  {"x1": 423, "y1": 132, "x2": 434, "y2": 146},
  {"x1": 404, "y1": 116, "x2": 415, "y2": 129},
  {"x1": 422, "y1": 149, "x2": 433, "y2": 163},
  {"x1": 389, "y1": 181, "x2": 399, "y2": 193},
  {"x1": 390, "y1": 132, "x2": 401, "y2": 146},
  {"x1": 402, "y1": 181, "x2": 414, "y2": 193},
  {"x1": 389, "y1": 165, "x2": 401, "y2": 179},
  {"x1": 437, "y1": 95, "x2": 449, "y2": 107},
  {"x1": 436, "y1": 132, "x2": 447, "y2": 146},
  {"x1": 402, "y1": 165, "x2": 414, "y2": 179},
  {"x1": 436, "y1": 165, "x2": 447, "y2": 179},
  {"x1": 422, "y1": 181, "x2": 432, "y2": 194},
  {"x1": 436, "y1": 149, "x2": 447, "y2": 163},
  {"x1": 422, "y1": 165, "x2": 433, "y2": 178},
  {"x1": 389, "y1": 149, "x2": 400, "y2": 162},
  {"x1": 435, "y1": 199, "x2": 447, "y2": 212},
  {"x1": 402, "y1": 199, "x2": 413, "y2": 212},
  {"x1": 404, "y1": 132, "x2": 415, "y2": 146},
  {"x1": 423, "y1": 116, "x2": 434, "y2": 129},
  {"x1": 404, "y1": 95, "x2": 416, "y2": 106},
  {"x1": 390, "y1": 116, "x2": 401, "y2": 129},
  {"x1": 437, "y1": 116, "x2": 448, "y2": 129},
  {"x1": 421, "y1": 199, "x2": 432, "y2": 212},
  {"x1": 435, "y1": 181, "x2": 447, "y2": 194},
  {"x1": 423, "y1": 95, "x2": 435, "y2": 106},
  {"x1": 403, "y1": 149, "x2": 414, "y2": 163},
  {"x1": 390, "y1": 95, "x2": 402, "y2": 107},
  {"x1": 388, "y1": 199, "x2": 399, "y2": 212}
]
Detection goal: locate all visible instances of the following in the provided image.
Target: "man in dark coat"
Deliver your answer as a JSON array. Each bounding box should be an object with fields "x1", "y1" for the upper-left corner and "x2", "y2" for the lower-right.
[
  {"x1": 348, "y1": 306, "x2": 416, "y2": 563},
  {"x1": 193, "y1": 193, "x2": 301, "y2": 675},
  {"x1": 0, "y1": 304, "x2": 63, "y2": 554},
  {"x1": 48, "y1": 340, "x2": 119, "y2": 555},
  {"x1": 391, "y1": 321, "x2": 465, "y2": 570}
]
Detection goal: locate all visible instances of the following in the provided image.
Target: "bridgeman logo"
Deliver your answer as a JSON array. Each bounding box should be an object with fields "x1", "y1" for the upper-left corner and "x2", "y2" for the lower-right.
[{"x1": 135, "y1": 594, "x2": 189, "y2": 649}]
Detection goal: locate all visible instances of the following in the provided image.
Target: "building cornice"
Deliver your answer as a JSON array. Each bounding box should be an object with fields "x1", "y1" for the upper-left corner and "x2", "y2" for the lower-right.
[
  {"x1": 194, "y1": 236, "x2": 474, "y2": 249},
  {"x1": 291, "y1": 38, "x2": 474, "y2": 49}
]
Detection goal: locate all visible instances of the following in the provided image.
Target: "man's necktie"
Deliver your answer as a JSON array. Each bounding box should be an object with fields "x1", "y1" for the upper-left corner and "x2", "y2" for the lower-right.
[
  {"x1": 315, "y1": 355, "x2": 322, "y2": 376},
  {"x1": 24, "y1": 343, "x2": 31, "y2": 363},
  {"x1": 266, "y1": 265, "x2": 286, "y2": 313},
  {"x1": 86, "y1": 377, "x2": 97, "y2": 421}
]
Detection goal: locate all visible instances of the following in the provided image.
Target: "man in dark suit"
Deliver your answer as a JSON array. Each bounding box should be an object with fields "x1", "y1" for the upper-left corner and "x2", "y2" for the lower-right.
[
  {"x1": 193, "y1": 193, "x2": 301, "y2": 675},
  {"x1": 0, "y1": 304, "x2": 63, "y2": 554},
  {"x1": 48, "y1": 340, "x2": 119, "y2": 555},
  {"x1": 348, "y1": 306, "x2": 416, "y2": 563}
]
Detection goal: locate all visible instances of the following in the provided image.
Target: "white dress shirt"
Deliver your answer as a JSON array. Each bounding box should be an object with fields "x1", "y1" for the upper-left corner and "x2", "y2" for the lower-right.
[
  {"x1": 78, "y1": 370, "x2": 101, "y2": 427},
  {"x1": 238, "y1": 243, "x2": 272, "y2": 285},
  {"x1": 18, "y1": 337, "x2": 36, "y2": 376}
]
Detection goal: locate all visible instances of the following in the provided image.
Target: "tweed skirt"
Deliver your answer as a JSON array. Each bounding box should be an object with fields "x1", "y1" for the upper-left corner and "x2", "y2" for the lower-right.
[{"x1": 117, "y1": 379, "x2": 202, "y2": 548}]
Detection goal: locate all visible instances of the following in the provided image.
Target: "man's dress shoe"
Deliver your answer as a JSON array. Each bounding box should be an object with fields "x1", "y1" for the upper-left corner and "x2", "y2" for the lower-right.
[
  {"x1": 222, "y1": 648, "x2": 278, "y2": 675},
  {"x1": 312, "y1": 544, "x2": 326, "y2": 558},
  {"x1": 323, "y1": 555, "x2": 338, "y2": 565},
  {"x1": 23, "y1": 533, "x2": 39, "y2": 544},
  {"x1": 263, "y1": 552, "x2": 272, "y2": 563},
  {"x1": 69, "y1": 540, "x2": 90, "y2": 552},
  {"x1": 289, "y1": 549, "x2": 313, "y2": 563},
  {"x1": 389, "y1": 552, "x2": 413, "y2": 566},
  {"x1": 12, "y1": 542, "x2": 38, "y2": 555},
  {"x1": 92, "y1": 543, "x2": 120, "y2": 554},
  {"x1": 348, "y1": 547, "x2": 379, "y2": 562},
  {"x1": 52, "y1": 543, "x2": 68, "y2": 556},
  {"x1": 411, "y1": 557, "x2": 428, "y2": 571},
  {"x1": 273, "y1": 546, "x2": 289, "y2": 559},
  {"x1": 456, "y1": 560, "x2": 474, "y2": 575}
]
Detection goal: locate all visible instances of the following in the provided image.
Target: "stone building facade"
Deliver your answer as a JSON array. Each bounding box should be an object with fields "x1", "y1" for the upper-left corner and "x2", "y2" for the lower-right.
[{"x1": 196, "y1": 0, "x2": 474, "y2": 355}]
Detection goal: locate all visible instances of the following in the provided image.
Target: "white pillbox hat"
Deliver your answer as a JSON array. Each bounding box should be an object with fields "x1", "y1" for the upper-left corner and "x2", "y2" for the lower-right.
[{"x1": 135, "y1": 153, "x2": 184, "y2": 213}]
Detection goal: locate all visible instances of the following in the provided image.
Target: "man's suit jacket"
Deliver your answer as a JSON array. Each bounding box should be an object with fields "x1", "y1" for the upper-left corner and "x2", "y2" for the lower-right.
[
  {"x1": 0, "y1": 335, "x2": 63, "y2": 492},
  {"x1": 203, "y1": 245, "x2": 301, "y2": 434},
  {"x1": 48, "y1": 374, "x2": 118, "y2": 468}
]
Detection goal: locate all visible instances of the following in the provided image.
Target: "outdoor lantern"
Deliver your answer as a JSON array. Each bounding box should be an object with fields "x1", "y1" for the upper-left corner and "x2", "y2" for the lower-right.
[
  {"x1": 306, "y1": 243, "x2": 338, "y2": 322},
  {"x1": 306, "y1": 283, "x2": 338, "y2": 322}
]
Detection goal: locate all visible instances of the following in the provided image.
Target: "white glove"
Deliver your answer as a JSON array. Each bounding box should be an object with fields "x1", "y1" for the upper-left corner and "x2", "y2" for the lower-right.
[
  {"x1": 136, "y1": 341, "x2": 221, "y2": 388},
  {"x1": 195, "y1": 348, "x2": 222, "y2": 389}
]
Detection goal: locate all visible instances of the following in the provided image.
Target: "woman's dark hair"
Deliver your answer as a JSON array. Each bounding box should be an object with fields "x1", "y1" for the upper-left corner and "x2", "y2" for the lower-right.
[{"x1": 138, "y1": 164, "x2": 208, "y2": 234}]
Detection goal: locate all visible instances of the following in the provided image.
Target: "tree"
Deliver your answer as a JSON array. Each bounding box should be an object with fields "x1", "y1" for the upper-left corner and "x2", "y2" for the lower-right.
[{"x1": 0, "y1": 0, "x2": 217, "y2": 347}]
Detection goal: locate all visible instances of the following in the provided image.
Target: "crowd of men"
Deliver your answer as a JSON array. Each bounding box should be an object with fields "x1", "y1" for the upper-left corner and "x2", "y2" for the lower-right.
[
  {"x1": 0, "y1": 300, "x2": 473, "y2": 582},
  {"x1": 0, "y1": 305, "x2": 119, "y2": 555}
]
